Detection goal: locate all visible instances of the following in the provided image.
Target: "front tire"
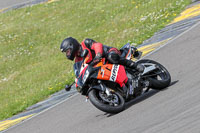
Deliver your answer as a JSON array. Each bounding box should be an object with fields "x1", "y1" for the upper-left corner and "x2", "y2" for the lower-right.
[
  {"x1": 138, "y1": 59, "x2": 171, "y2": 90},
  {"x1": 88, "y1": 89, "x2": 125, "y2": 114}
]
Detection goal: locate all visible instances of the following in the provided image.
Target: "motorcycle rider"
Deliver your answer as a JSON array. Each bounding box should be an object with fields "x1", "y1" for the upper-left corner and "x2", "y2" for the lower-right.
[{"x1": 60, "y1": 37, "x2": 144, "y2": 94}]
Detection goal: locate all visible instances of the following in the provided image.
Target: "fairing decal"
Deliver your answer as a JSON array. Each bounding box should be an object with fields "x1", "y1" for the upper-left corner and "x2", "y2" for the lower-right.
[
  {"x1": 115, "y1": 65, "x2": 128, "y2": 87},
  {"x1": 109, "y1": 65, "x2": 120, "y2": 82},
  {"x1": 97, "y1": 64, "x2": 112, "y2": 81},
  {"x1": 97, "y1": 64, "x2": 128, "y2": 87},
  {"x1": 79, "y1": 64, "x2": 88, "y2": 77}
]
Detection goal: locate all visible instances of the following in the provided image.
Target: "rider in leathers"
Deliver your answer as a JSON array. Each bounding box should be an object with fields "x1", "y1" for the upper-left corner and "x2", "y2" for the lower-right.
[{"x1": 60, "y1": 37, "x2": 144, "y2": 93}]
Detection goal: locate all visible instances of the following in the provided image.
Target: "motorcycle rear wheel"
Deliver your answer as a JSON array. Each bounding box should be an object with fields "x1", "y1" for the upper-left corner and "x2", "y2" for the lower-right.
[
  {"x1": 138, "y1": 59, "x2": 171, "y2": 90},
  {"x1": 88, "y1": 89, "x2": 125, "y2": 114}
]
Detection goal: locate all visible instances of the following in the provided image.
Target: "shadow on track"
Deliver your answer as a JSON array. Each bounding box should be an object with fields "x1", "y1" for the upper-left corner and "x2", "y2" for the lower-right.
[
  {"x1": 125, "y1": 89, "x2": 159, "y2": 109},
  {"x1": 95, "y1": 90, "x2": 159, "y2": 118},
  {"x1": 96, "y1": 80, "x2": 179, "y2": 118},
  {"x1": 125, "y1": 80, "x2": 179, "y2": 110},
  {"x1": 169, "y1": 80, "x2": 179, "y2": 87}
]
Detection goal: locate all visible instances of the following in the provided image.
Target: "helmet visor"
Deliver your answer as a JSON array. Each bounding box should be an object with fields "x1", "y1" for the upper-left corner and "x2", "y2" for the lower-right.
[
  {"x1": 66, "y1": 48, "x2": 72, "y2": 57},
  {"x1": 63, "y1": 48, "x2": 75, "y2": 60}
]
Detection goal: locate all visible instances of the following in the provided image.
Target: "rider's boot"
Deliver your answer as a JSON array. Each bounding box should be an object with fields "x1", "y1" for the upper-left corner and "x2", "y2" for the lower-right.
[{"x1": 119, "y1": 59, "x2": 144, "y2": 72}]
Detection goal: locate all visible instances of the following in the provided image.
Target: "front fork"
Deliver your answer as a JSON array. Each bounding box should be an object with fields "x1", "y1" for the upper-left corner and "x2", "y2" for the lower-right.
[
  {"x1": 86, "y1": 80, "x2": 114, "y2": 102},
  {"x1": 98, "y1": 80, "x2": 112, "y2": 96}
]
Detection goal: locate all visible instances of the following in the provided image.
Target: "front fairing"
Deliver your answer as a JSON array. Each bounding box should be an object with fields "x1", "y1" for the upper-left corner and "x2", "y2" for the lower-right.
[
  {"x1": 73, "y1": 61, "x2": 82, "y2": 78},
  {"x1": 74, "y1": 59, "x2": 129, "y2": 93},
  {"x1": 75, "y1": 61, "x2": 89, "y2": 88}
]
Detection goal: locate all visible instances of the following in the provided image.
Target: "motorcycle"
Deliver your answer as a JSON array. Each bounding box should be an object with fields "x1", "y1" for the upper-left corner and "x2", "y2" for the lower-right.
[{"x1": 66, "y1": 43, "x2": 171, "y2": 113}]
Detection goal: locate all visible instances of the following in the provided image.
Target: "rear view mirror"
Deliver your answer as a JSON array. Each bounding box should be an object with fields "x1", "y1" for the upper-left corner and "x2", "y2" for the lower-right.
[
  {"x1": 81, "y1": 49, "x2": 89, "y2": 58},
  {"x1": 135, "y1": 51, "x2": 142, "y2": 59},
  {"x1": 65, "y1": 85, "x2": 71, "y2": 91}
]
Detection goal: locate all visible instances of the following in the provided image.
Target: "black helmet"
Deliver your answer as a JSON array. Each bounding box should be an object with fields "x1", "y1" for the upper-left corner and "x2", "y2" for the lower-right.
[{"x1": 60, "y1": 37, "x2": 80, "y2": 60}]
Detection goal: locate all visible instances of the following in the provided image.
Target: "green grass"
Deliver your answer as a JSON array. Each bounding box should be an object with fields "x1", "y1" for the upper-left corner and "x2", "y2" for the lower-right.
[{"x1": 0, "y1": 0, "x2": 191, "y2": 120}]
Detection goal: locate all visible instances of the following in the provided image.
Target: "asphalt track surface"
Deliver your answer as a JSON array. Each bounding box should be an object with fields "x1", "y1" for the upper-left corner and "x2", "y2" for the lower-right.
[
  {"x1": 4, "y1": 20, "x2": 200, "y2": 133},
  {"x1": 0, "y1": 0, "x2": 32, "y2": 9}
]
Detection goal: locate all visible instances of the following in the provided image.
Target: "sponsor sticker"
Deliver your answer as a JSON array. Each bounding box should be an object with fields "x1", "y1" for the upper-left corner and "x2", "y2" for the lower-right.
[{"x1": 109, "y1": 65, "x2": 119, "y2": 82}]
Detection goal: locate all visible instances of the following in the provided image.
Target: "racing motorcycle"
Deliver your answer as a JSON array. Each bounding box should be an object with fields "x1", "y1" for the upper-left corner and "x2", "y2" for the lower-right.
[{"x1": 66, "y1": 43, "x2": 171, "y2": 113}]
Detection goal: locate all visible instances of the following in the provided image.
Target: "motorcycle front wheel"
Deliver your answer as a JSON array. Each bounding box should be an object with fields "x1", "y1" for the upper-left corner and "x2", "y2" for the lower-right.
[{"x1": 88, "y1": 89, "x2": 125, "y2": 114}]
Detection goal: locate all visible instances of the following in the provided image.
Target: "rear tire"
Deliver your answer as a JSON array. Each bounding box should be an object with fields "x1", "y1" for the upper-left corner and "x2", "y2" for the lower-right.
[
  {"x1": 138, "y1": 59, "x2": 171, "y2": 90},
  {"x1": 88, "y1": 89, "x2": 125, "y2": 114}
]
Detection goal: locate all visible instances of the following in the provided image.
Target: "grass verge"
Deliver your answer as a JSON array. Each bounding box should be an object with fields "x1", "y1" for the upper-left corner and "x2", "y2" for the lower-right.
[{"x1": 0, "y1": 0, "x2": 191, "y2": 120}]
